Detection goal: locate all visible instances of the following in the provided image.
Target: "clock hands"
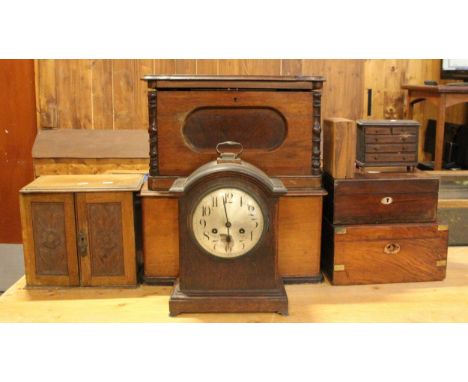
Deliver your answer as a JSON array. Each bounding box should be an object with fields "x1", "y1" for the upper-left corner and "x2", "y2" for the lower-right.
[{"x1": 222, "y1": 195, "x2": 232, "y2": 249}]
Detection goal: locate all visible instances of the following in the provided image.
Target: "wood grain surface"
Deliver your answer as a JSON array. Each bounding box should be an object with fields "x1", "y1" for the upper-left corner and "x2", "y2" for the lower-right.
[
  {"x1": 75, "y1": 192, "x2": 137, "y2": 287},
  {"x1": 321, "y1": 221, "x2": 448, "y2": 285},
  {"x1": 323, "y1": 118, "x2": 356, "y2": 178},
  {"x1": 0, "y1": 60, "x2": 37, "y2": 243},
  {"x1": 1, "y1": 247, "x2": 466, "y2": 322},
  {"x1": 20, "y1": 193, "x2": 79, "y2": 286}
]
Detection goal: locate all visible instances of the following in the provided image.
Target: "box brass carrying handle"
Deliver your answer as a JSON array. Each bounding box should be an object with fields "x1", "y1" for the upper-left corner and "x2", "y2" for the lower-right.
[
  {"x1": 384, "y1": 243, "x2": 400, "y2": 255},
  {"x1": 381, "y1": 196, "x2": 393, "y2": 205},
  {"x1": 77, "y1": 231, "x2": 88, "y2": 257}
]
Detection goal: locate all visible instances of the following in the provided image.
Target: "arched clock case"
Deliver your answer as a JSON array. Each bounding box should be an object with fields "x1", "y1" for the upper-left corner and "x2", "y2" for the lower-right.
[{"x1": 168, "y1": 144, "x2": 288, "y2": 316}]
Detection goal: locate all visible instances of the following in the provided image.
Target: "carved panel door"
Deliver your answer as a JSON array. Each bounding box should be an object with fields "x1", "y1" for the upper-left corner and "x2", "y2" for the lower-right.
[
  {"x1": 75, "y1": 192, "x2": 136, "y2": 286},
  {"x1": 20, "y1": 193, "x2": 80, "y2": 286}
]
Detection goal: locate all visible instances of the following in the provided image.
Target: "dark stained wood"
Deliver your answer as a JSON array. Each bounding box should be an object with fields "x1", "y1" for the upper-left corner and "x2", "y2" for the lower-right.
[
  {"x1": 76, "y1": 192, "x2": 137, "y2": 286},
  {"x1": 0, "y1": 60, "x2": 37, "y2": 243},
  {"x1": 169, "y1": 158, "x2": 288, "y2": 315},
  {"x1": 20, "y1": 193, "x2": 80, "y2": 286},
  {"x1": 31, "y1": 202, "x2": 68, "y2": 275},
  {"x1": 148, "y1": 88, "x2": 158, "y2": 176},
  {"x1": 155, "y1": 90, "x2": 314, "y2": 176},
  {"x1": 356, "y1": 120, "x2": 420, "y2": 169},
  {"x1": 323, "y1": 172, "x2": 439, "y2": 225},
  {"x1": 321, "y1": 220, "x2": 448, "y2": 285},
  {"x1": 86, "y1": 202, "x2": 125, "y2": 277},
  {"x1": 183, "y1": 107, "x2": 287, "y2": 151}
]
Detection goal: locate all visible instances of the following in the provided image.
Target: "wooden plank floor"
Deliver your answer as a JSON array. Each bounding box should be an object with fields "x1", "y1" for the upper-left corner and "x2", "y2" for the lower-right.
[{"x1": 1, "y1": 247, "x2": 467, "y2": 323}]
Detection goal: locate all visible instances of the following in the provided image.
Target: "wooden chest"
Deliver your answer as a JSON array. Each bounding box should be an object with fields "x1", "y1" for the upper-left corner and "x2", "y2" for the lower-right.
[
  {"x1": 323, "y1": 171, "x2": 439, "y2": 225},
  {"x1": 143, "y1": 75, "x2": 325, "y2": 189},
  {"x1": 321, "y1": 220, "x2": 448, "y2": 285},
  {"x1": 356, "y1": 120, "x2": 419, "y2": 169}
]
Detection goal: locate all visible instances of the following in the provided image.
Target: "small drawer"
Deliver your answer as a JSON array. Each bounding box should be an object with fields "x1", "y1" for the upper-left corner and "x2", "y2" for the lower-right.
[
  {"x1": 365, "y1": 127, "x2": 392, "y2": 135},
  {"x1": 366, "y1": 143, "x2": 417, "y2": 153},
  {"x1": 364, "y1": 153, "x2": 417, "y2": 163},
  {"x1": 392, "y1": 126, "x2": 418, "y2": 135},
  {"x1": 365, "y1": 134, "x2": 417, "y2": 144}
]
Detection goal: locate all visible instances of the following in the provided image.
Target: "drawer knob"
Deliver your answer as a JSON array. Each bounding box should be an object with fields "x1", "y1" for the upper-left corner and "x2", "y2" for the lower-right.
[
  {"x1": 381, "y1": 196, "x2": 393, "y2": 205},
  {"x1": 384, "y1": 243, "x2": 401, "y2": 255}
]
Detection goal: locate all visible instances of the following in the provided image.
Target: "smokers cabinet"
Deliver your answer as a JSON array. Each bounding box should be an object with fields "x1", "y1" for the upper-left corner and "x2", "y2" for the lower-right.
[{"x1": 20, "y1": 174, "x2": 144, "y2": 287}]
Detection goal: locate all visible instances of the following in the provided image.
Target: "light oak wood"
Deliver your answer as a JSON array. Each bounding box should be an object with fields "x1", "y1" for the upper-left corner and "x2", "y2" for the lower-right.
[
  {"x1": 1, "y1": 247, "x2": 467, "y2": 322},
  {"x1": 33, "y1": 158, "x2": 148, "y2": 176},
  {"x1": 21, "y1": 174, "x2": 144, "y2": 193},
  {"x1": 323, "y1": 118, "x2": 356, "y2": 178},
  {"x1": 20, "y1": 193, "x2": 80, "y2": 286},
  {"x1": 278, "y1": 196, "x2": 322, "y2": 278},
  {"x1": 141, "y1": 183, "x2": 323, "y2": 280},
  {"x1": 75, "y1": 192, "x2": 137, "y2": 286}
]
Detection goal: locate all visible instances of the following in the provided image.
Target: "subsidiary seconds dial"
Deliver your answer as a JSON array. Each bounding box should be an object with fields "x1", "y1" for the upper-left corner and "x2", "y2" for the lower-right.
[{"x1": 192, "y1": 187, "x2": 265, "y2": 258}]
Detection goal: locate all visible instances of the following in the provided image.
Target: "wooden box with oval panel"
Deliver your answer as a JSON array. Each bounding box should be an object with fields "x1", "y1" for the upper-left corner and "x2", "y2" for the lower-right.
[{"x1": 141, "y1": 75, "x2": 326, "y2": 284}]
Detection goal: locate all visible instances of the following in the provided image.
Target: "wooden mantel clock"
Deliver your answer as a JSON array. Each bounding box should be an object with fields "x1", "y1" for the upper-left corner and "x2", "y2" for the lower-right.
[{"x1": 168, "y1": 141, "x2": 288, "y2": 315}]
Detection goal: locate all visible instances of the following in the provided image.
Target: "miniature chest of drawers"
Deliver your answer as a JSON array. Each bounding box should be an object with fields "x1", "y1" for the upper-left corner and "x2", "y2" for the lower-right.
[
  {"x1": 20, "y1": 174, "x2": 144, "y2": 287},
  {"x1": 356, "y1": 120, "x2": 419, "y2": 170}
]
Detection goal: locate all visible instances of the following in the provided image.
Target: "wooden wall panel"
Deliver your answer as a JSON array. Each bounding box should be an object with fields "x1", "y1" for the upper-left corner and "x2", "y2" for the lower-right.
[
  {"x1": 0, "y1": 60, "x2": 37, "y2": 243},
  {"x1": 56, "y1": 60, "x2": 93, "y2": 129},
  {"x1": 35, "y1": 59, "x2": 465, "y2": 142},
  {"x1": 91, "y1": 60, "x2": 113, "y2": 130},
  {"x1": 364, "y1": 59, "x2": 467, "y2": 160}
]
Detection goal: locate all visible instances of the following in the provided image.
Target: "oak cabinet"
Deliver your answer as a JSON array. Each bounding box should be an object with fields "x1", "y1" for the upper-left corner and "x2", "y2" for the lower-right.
[{"x1": 20, "y1": 175, "x2": 143, "y2": 287}]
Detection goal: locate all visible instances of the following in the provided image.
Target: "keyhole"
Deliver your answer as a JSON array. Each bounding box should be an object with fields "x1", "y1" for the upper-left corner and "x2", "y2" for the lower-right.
[
  {"x1": 381, "y1": 196, "x2": 393, "y2": 205},
  {"x1": 233, "y1": 97, "x2": 238, "y2": 102}
]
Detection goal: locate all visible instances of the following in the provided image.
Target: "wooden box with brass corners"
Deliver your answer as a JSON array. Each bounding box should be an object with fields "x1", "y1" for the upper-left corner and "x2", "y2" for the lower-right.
[
  {"x1": 19, "y1": 174, "x2": 144, "y2": 287},
  {"x1": 321, "y1": 220, "x2": 449, "y2": 285},
  {"x1": 140, "y1": 75, "x2": 327, "y2": 285},
  {"x1": 323, "y1": 171, "x2": 439, "y2": 225}
]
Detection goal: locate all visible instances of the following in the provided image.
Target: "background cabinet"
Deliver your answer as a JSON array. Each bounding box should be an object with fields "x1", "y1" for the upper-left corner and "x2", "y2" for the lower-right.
[{"x1": 20, "y1": 175, "x2": 143, "y2": 287}]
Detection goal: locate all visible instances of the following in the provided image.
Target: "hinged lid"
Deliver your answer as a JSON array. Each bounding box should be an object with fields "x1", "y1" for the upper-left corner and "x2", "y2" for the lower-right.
[
  {"x1": 142, "y1": 74, "x2": 325, "y2": 91},
  {"x1": 21, "y1": 174, "x2": 145, "y2": 193}
]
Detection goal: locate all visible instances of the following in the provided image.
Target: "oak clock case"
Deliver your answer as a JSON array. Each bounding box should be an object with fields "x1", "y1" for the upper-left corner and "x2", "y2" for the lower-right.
[{"x1": 168, "y1": 144, "x2": 288, "y2": 316}]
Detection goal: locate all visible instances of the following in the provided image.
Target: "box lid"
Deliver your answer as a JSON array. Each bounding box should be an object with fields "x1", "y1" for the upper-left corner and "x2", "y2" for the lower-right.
[{"x1": 21, "y1": 174, "x2": 145, "y2": 193}]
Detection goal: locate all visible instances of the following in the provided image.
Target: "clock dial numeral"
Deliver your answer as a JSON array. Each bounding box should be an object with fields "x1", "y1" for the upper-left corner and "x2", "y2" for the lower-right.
[{"x1": 193, "y1": 188, "x2": 264, "y2": 258}]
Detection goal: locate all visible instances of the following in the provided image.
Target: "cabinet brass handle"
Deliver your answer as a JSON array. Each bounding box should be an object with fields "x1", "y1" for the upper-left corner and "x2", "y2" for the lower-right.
[
  {"x1": 384, "y1": 243, "x2": 400, "y2": 255},
  {"x1": 77, "y1": 231, "x2": 88, "y2": 257},
  {"x1": 381, "y1": 196, "x2": 393, "y2": 205}
]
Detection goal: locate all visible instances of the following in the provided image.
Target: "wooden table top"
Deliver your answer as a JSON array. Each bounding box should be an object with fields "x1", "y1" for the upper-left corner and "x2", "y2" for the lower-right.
[
  {"x1": 1, "y1": 247, "x2": 467, "y2": 323},
  {"x1": 402, "y1": 84, "x2": 468, "y2": 94}
]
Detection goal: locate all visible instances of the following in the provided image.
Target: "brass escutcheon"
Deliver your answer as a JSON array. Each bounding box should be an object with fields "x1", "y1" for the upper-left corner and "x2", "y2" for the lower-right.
[
  {"x1": 384, "y1": 243, "x2": 401, "y2": 255},
  {"x1": 381, "y1": 196, "x2": 393, "y2": 205}
]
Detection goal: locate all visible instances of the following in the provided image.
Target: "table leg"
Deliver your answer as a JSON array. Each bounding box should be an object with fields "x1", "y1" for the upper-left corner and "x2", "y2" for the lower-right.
[{"x1": 434, "y1": 96, "x2": 446, "y2": 171}]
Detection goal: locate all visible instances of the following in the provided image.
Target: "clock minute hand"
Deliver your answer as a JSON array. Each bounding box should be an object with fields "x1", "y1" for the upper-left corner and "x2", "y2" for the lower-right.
[{"x1": 222, "y1": 196, "x2": 231, "y2": 241}]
